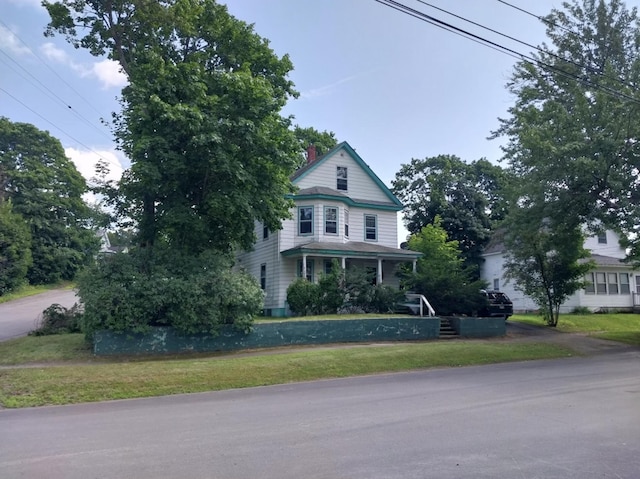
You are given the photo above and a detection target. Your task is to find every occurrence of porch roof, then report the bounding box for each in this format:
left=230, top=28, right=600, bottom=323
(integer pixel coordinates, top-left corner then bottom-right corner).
left=281, top=241, right=422, bottom=260
left=587, top=254, right=631, bottom=268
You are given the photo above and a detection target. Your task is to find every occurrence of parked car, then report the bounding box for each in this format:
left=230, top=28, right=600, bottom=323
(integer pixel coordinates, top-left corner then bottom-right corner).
left=479, top=290, right=513, bottom=319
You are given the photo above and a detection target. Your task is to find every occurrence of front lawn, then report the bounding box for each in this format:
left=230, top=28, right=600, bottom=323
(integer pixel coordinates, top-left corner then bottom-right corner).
left=512, top=313, right=640, bottom=346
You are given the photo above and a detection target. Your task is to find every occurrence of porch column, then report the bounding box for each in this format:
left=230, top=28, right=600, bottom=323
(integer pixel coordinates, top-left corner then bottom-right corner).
left=302, top=254, right=307, bottom=280
left=341, top=257, right=346, bottom=269
left=377, top=258, right=383, bottom=284
left=412, top=259, right=417, bottom=273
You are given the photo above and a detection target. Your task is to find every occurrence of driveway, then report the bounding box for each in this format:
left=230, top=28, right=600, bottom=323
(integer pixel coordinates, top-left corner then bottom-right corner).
left=0, top=289, right=78, bottom=341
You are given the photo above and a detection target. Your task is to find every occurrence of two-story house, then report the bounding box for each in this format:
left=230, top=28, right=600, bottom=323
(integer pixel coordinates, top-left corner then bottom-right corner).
left=236, top=141, right=421, bottom=317
left=481, top=229, right=640, bottom=313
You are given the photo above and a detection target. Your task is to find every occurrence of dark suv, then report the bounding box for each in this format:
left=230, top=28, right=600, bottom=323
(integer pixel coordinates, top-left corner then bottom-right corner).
left=479, top=290, right=513, bottom=319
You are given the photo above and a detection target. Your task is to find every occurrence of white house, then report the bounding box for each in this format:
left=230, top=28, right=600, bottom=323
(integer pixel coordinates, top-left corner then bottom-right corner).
left=481, top=229, right=640, bottom=313
left=236, top=141, right=421, bottom=317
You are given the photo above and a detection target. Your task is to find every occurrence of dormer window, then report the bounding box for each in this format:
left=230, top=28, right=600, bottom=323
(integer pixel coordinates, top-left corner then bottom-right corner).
left=597, top=232, right=607, bottom=244
left=337, top=166, right=348, bottom=191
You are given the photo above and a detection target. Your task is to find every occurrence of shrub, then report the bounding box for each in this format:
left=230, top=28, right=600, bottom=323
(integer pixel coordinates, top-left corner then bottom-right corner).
left=30, top=303, right=83, bottom=336
left=571, top=306, right=592, bottom=315
left=286, top=278, right=320, bottom=316
left=76, top=247, right=262, bottom=337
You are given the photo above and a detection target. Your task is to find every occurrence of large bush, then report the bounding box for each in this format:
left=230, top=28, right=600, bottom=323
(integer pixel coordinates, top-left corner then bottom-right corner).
left=286, top=262, right=403, bottom=316
left=0, top=201, right=32, bottom=295
left=77, top=248, right=263, bottom=337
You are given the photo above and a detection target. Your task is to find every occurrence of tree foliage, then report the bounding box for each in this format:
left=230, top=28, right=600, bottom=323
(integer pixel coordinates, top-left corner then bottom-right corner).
left=293, top=126, right=339, bottom=165
left=0, top=201, right=32, bottom=294
left=0, top=118, right=99, bottom=284
left=492, top=0, right=640, bottom=264
left=502, top=209, right=593, bottom=327
left=44, top=0, right=300, bottom=253
left=392, top=155, right=510, bottom=271
left=403, top=217, right=486, bottom=316
left=77, top=248, right=263, bottom=337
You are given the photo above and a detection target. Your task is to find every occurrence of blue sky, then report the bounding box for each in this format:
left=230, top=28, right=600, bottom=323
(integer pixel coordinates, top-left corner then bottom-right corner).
left=0, top=0, right=606, bottom=239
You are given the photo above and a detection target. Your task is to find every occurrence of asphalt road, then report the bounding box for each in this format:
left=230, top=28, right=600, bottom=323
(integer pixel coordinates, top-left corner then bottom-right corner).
left=0, top=289, right=78, bottom=341
left=1, top=350, right=639, bottom=478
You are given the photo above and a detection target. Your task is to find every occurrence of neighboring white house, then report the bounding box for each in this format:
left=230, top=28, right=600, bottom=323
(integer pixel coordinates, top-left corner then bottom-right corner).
left=236, top=141, right=421, bottom=317
left=481, top=229, right=640, bottom=313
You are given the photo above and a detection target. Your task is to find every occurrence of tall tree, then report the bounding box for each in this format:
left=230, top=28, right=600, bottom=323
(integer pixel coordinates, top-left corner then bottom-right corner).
left=0, top=201, right=32, bottom=294
left=0, top=118, right=98, bottom=284
left=392, top=155, right=510, bottom=272
left=44, top=0, right=300, bottom=253
left=502, top=208, right=593, bottom=327
left=403, top=217, right=486, bottom=316
left=293, top=126, right=338, bottom=165
left=492, top=0, right=640, bottom=264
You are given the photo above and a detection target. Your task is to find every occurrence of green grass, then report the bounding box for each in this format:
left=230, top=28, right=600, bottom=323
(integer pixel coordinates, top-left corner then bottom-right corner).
left=0, top=340, right=573, bottom=408
left=512, top=313, right=640, bottom=346
left=0, top=334, right=93, bottom=365
left=0, top=282, right=74, bottom=304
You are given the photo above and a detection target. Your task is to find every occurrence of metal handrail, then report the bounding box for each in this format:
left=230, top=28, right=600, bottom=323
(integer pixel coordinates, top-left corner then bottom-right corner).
left=405, top=293, right=436, bottom=317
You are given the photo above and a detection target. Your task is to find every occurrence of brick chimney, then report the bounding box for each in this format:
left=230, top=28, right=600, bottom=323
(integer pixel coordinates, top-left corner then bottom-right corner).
left=306, top=144, right=317, bottom=164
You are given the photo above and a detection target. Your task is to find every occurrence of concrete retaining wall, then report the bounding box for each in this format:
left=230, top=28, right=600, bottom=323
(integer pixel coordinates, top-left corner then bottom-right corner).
left=93, top=317, right=441, bottom=356
left=448, top=316, right=506, bottom=338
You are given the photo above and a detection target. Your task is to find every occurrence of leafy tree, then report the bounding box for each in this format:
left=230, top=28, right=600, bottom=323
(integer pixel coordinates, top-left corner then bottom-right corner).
left=44, top=0, right=300, bottom=253
left=502, top=208, right=593, bottom=327
left=403, top=217, right=486, bottom=316
left=0, top=118, right=99, bottom=284
left=0, top=201, right=32, bottom=294
left=492, top=0, right=640, bottom=264
left=392, top=155, right=510, bottom=272
left=77, top=248, right=263, bottom=337
left=293, top=126, right=339, bottom=165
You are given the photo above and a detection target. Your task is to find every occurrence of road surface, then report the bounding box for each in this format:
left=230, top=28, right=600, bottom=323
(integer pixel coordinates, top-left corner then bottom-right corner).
left=1, top=350, right=639, bottom=478
left=0, top=289, right=78, bottom=341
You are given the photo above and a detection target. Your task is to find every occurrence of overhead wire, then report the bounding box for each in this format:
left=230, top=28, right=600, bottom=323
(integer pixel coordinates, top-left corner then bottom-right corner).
left=373, top=0, right=640, bottom=107
left=0, top=20, right=115, bottom=141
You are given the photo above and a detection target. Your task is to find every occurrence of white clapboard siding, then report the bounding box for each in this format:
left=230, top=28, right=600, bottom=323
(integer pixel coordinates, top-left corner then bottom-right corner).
left=296, top=150, right=392, bottom=204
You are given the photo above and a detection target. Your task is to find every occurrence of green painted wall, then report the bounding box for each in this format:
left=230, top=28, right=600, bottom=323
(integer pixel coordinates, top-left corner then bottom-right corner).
left=93, top=317, right=441, bottom=356
left=448, top=317, right=506, bottom=337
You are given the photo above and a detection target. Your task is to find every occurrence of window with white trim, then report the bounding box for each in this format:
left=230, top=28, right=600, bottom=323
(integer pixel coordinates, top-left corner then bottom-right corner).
left=337, top=166, right=348, bottom=191
left=597, top=232, right=607, bottom=244
left=584, top=273, right=595, bottom=294
left=260, top=264, right=266, bottom=290
left=298, top=206, right=313, bottom=235
left=596, top=272, right=607, bottom=294
left=344, top=209, right=349, bottom=237
left=493, top=278, right=500, bottom=290
left=608, top=273, right=619, bottom=294
left=263, top=224, right=269, bottom=240
left=620, top=273, right=630, bottom=294
left=297, top=259, right=314, bottom=282
left=325, top=207, right=338, bottom=235
left=365, top=214, right=377, bottom=241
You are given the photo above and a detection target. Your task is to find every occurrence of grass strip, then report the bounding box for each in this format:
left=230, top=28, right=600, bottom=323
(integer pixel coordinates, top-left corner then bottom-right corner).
left=0, top=341, right=573, bottom=408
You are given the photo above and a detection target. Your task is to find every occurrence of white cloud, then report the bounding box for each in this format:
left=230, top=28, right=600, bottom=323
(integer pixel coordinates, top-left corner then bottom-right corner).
left=301, top=75, right=357, bottom=100
left=6, top=0, right=42, bottom=8
left=41, top=42, right=128, bottom=90
left=91, top=59, right=128, bottom=89
left=65, top=147, right=127, bottom=204
left=0, top=25, right=32, bottom=56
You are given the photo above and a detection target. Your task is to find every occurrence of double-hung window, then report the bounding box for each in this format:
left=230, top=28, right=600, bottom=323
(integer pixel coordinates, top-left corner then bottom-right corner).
left=597, top=232, right=607, bottom=244
left=263, top=224, right=269, bottom=240
left=298, top=206, right=313, bottom=235
left=344, top=209, right=349, bottom=237
left=620, top=273, right=630, bottom=294
left=364, top=214, right=377, bottom=241
left=260, top=264, right=266, bottom=290
left=596, top=272, right=607, bottom=294
left=584, top=273, right=595, bottom=294
left=337, top=166, right=348, bottom=191
left=608, top=273, right=619, bottom=294
left=297, top=259, right=314, bottom=282
left=325, top=207, right=338, bottom=235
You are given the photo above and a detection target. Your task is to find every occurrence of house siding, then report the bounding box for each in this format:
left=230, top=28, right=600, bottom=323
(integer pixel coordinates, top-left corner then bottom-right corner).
left=295, top=150, right=392, bottom=204
left=481, top=230, right=637, bottom=313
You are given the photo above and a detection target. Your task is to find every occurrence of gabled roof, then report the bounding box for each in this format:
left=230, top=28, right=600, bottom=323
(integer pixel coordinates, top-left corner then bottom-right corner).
left=291, top=141, right=403, bottom=209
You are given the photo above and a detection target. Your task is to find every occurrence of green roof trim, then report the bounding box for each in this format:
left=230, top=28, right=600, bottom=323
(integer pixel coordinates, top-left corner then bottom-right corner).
left=285, top=192, right=403, bottom=212
left=292, top=142, right=403, bottom=208
left=281, top=247, right=421, bottom=260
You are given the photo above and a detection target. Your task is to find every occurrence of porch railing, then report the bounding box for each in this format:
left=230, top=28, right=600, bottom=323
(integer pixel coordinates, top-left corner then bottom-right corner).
left=404, top=293, right=436, bottom=317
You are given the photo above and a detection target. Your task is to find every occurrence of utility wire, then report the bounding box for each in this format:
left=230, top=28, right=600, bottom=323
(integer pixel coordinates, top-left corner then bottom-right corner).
left=496, top=0, right=577, bottom=36
left=0, top=87, right=122, bottom=172
left=374, top=0, right=640, bottom=107
left=0, top=19, right=112, bottom=121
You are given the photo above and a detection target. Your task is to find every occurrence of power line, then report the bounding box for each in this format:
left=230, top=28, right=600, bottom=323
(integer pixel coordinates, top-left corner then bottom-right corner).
left=374, top=0, right=640, bottom=107
left=0, top=19, right=112, bottom=121
left=496, top=0, right=577, bottom=36
left=0, top=87, right=122, bottom=172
